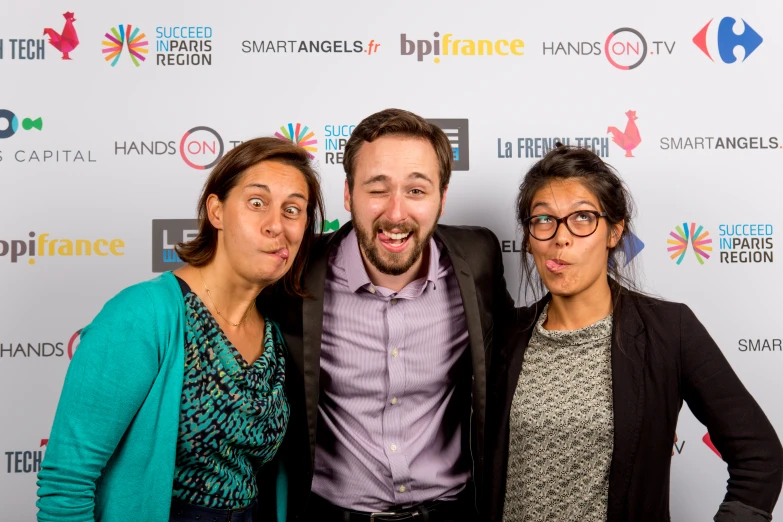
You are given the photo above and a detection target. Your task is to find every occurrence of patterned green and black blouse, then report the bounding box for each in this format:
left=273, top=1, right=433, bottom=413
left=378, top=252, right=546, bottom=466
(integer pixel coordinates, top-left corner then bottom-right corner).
left=171, top=276, right=289, bottom=509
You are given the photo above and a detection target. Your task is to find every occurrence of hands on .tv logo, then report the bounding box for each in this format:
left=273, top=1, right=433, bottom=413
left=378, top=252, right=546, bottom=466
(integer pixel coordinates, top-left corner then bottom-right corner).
left=693, top=17, right=763, bottom=63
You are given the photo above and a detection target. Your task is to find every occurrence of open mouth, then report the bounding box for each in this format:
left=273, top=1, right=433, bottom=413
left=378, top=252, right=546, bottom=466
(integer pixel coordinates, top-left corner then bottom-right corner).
left=377, top=229, right=413, bottom=252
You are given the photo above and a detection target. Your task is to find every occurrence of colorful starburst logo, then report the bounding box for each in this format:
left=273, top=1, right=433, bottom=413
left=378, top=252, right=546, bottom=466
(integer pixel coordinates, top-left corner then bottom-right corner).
left=102, top=24, right=148, bottom=67
left=275, top=123, right=318, bottom=159
left=667, top=222, right=713, bottom=265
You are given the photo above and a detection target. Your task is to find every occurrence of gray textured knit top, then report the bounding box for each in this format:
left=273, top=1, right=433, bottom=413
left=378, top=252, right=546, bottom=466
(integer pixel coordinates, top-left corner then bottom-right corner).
left=503, top=303, right=615, bottom=522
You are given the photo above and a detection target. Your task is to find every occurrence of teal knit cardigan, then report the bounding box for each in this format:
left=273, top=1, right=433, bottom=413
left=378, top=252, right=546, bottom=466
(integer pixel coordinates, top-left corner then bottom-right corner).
left=36, top=272, right=287, bottom=521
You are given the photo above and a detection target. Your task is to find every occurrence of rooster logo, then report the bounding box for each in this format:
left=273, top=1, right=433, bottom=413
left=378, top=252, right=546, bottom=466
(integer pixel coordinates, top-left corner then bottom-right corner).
left=607, top=110, right=641, bottom=158
left=43, top=12, right=80, bottom=60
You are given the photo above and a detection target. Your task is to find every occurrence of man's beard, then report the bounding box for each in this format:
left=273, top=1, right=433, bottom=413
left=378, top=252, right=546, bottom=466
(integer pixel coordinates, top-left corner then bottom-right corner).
left=352, top=207, right=440, bottom=277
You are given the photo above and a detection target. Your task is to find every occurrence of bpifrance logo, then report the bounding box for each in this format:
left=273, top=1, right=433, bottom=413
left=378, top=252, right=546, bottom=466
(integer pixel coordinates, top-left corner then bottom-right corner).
left=667, top=222, right=713, bottom=265
left=102, top=24, right=149, bottom=67
left=693, top=17, right=763, bottom=64
left=607, top=110, right=641, bottom=158
left=43, top=11, right=79, bottom=60
left=275, top=123, right=317, bottom=159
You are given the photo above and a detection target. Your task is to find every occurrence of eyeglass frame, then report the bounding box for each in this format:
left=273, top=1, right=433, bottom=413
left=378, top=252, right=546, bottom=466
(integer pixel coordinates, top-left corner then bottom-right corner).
left=523, top=210, right=609, bottom=241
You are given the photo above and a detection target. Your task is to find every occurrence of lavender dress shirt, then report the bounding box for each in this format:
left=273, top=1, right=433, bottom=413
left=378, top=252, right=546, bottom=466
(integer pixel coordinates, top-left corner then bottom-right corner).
left=311, top=229, right=472, bottom=511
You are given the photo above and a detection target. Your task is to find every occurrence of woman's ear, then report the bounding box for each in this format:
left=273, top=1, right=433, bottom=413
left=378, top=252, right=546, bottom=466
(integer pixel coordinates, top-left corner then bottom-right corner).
left=206, top=194, right=223, bottom=231
left=608, top=220, right=625, bottom=249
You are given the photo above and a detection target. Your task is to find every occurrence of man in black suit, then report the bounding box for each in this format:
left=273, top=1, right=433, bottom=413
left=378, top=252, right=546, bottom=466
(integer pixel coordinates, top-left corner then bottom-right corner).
left=263, top=108, right=513, bottom=521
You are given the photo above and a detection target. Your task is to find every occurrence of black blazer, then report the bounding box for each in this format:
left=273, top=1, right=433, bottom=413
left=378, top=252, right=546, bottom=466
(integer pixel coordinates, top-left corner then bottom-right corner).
left=485, top=287, right=783, bottom=522
left=260, top=222, right=514, bottom=520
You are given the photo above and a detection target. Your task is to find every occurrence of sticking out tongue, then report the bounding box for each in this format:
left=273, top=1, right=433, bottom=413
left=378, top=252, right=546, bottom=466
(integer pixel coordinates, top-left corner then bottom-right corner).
left=378, top=230, right=410, bottom=245
left=546, top=259, right=566, bottom=271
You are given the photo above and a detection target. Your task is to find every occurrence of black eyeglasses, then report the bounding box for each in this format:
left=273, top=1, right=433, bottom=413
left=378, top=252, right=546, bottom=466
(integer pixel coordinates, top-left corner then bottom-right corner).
left=524, top=210, right=608, bottom=241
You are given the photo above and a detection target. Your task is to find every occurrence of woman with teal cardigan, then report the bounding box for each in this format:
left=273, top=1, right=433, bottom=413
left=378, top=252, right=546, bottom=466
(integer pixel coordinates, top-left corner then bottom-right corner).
left=36, top=137, right=326, bottom=522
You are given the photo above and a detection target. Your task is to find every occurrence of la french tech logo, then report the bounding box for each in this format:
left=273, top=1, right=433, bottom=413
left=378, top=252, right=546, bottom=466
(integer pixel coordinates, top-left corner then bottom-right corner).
left=607, top=110, right=641, bottom=157
left=43, top=11, right=79, bottom=60
left=693, top=17, right=763, bottom=64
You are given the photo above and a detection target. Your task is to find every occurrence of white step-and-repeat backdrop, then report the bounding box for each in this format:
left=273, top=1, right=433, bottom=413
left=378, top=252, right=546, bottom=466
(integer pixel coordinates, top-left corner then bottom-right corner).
left=1, top=0, right=781, bottom=520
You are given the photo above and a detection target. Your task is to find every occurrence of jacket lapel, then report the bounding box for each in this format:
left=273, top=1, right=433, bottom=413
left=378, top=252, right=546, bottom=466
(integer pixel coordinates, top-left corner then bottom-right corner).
left=301, top=222, right=355, bottom=467
left=434, top=228, right=487, bottom=445
left=607, top=292, right=647, bottom=521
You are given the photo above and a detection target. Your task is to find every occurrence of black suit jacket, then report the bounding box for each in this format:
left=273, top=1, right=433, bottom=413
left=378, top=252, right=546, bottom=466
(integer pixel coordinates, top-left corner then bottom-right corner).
left=485, top=287, right=783, bottom=522
left=261, top=222, right=514, bottom=520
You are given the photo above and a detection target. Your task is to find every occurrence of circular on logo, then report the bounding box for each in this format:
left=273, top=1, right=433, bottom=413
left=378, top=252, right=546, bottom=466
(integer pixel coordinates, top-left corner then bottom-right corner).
left=605, top=28, right=648, bottom=70
left=179, top=126, right=224, bottom=170
left=0, top=109, right=19, bottom=139
left=68, top=329, right=82, bottom=360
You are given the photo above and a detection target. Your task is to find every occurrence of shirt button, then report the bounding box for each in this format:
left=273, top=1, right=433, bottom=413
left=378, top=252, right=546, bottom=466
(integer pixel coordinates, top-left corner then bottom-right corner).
left=391, top=298, right=398, bottom=305
left=391, top=397, right=398, bottom=405
left=391, top=348, right=399, bottom=357
left=390, top=444, right=397, bottom=452
left=399, top=486, right=406, bottom=493
left=368, top=286, right=376, bottom=294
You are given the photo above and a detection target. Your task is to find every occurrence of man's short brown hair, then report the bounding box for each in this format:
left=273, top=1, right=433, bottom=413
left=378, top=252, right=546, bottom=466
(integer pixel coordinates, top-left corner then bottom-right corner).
left=342, top=108, right=453, bottom=194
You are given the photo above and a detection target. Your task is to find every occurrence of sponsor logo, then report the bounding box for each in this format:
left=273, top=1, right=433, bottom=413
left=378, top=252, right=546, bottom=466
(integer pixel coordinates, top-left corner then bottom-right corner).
left=155, top=26, right=212, bottom=66
left=401, top=33, right=524, bottom=63
left=667, top=223, right=712, bottom=265
left=427, top=119, right=470, bottom=171
left=275, top=123, right=317, bottom=160
left=5, top=440, right=48, bottom=473
left=693, top=17, right=762, bottom=64
left=659, top=136, right=780, bottom=151
left=152, top=219, right=198, bottom=272
left=242, top=39, right=380, bottom=55
left=68, top=328, right=82, bottom=359
left=738, top=339, right=782, bottom=352
left=102, top=24, right=149, bottom=67
left=607, top=110, right=641, bottom=157
left=0, top=232, right=124, bottom=265
left=542, top=28, right=675, bottom=70
left=0, top=109, right=96, bottom=164
left=323, top=124, right=355, bottom=165
left=668, top=222, right=773, bottom=265
left=115, top=127, right=239, bottom=170
left=323, top=219, right=340, bottom=232
left=43, top=11, right=79, bottom=60
left=0, top=109, right=42, bottom=139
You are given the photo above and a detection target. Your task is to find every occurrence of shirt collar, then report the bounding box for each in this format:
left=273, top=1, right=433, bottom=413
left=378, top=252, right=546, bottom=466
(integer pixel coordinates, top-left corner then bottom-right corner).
left=337, top=228, right=441, bottom=294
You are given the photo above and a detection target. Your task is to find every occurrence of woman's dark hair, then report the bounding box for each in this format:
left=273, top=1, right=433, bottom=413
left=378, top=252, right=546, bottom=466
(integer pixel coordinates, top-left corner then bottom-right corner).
left=175, top=137, right=325, bottom=297
left=516, top=143, right=643, bottom=307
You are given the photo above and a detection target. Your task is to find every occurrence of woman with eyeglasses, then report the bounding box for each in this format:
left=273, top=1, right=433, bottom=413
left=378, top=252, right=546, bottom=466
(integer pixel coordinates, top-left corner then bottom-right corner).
left=485, top=144, right=783, bottom=522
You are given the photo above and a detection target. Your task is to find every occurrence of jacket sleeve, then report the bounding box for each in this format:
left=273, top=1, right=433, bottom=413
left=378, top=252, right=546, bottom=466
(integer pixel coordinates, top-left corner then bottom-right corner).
left=678, top=304, right=783, bottom=521
left=36, top=285, right=162, bottom=521
left=486, top=229, right=516, bottom=372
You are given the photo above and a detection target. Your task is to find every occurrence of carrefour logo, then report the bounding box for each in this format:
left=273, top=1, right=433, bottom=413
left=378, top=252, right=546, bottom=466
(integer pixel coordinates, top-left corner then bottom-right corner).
left=693, top=17, right=763, bottom=63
